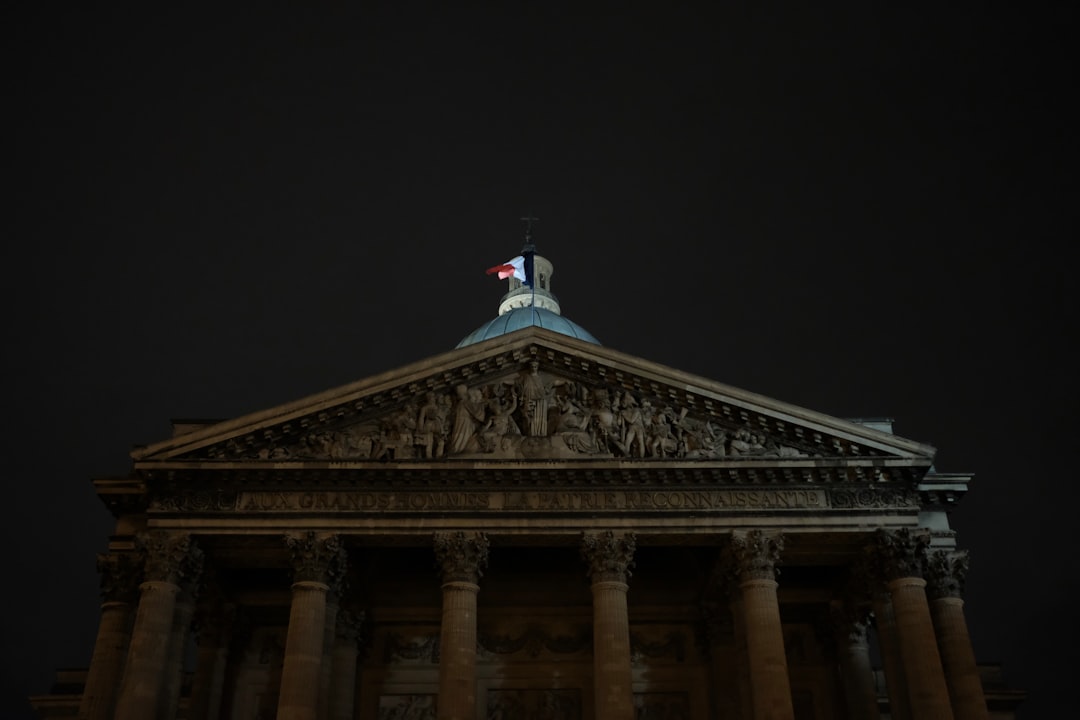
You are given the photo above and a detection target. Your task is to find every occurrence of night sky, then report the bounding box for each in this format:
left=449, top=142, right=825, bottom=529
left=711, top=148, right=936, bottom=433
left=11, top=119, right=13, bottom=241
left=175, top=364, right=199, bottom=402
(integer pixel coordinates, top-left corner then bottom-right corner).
left=6, top=5, right=1074, bottom=718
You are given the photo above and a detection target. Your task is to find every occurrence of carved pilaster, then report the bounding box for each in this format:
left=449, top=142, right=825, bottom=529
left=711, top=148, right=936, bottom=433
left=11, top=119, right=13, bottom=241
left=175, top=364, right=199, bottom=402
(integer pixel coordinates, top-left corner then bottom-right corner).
left=580, top=530, right=636, bottom=583
left=726, top=530, right=783, bottom=582
left=433, top=531, right=490, bottom=584
left=871, top=528, right=930, bottom=581
left=285, top=531, right=348, bottom=588
left=926, top=550, right=969, bottom=600
left=137, top=531, right=202, bottom=585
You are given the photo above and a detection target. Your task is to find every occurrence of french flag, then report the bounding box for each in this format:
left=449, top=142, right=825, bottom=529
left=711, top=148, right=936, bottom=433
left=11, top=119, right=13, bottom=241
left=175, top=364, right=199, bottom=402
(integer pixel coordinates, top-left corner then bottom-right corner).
left=486, top=254, right=533, bottom=286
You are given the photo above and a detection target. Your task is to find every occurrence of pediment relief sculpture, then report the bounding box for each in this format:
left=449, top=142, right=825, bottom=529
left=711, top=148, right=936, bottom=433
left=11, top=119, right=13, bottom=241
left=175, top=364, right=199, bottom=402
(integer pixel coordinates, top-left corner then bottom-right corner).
left=222, top=363, right=812, bottom=462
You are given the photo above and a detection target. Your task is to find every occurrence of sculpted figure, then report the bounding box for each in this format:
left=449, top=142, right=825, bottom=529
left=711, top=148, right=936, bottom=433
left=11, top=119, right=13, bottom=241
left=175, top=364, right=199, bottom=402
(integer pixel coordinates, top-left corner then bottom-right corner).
left=416, top=391, right=446, bottom=458
left=646, top=406, right=679, bottom=457
left=518, top=360, right=551, bottom=437
left=481, top=386, right=519, bottom=451
left=619, top=392, right=647, bottom=457
left=589, top=389, right=622, bottom=455
left=449, top=384, right=486, bottom=454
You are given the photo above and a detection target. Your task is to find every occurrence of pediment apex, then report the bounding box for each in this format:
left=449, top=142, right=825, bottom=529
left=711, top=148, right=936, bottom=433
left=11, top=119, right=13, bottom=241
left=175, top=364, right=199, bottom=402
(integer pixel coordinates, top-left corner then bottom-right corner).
left=132, top=327, right=935, bottom=464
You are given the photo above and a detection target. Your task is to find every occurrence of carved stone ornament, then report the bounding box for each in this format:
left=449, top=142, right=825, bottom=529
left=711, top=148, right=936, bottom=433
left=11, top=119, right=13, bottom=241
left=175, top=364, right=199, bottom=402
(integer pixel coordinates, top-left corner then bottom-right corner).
left=136, top=531, right=202, bottom=585
left=221, top=363, right=813, bottom=462
left=580, top=530, right=636, bottom=583
left=433, top=531, right=490, bottom=584
left=926, top=549, right=970, bottom=599
left=96, top=552, right=143, bottom=603
left=284, top=531, right=348, bottom=586
left=478, top=624, right=592, bottom=659
left=869, top=528, right=930, bottom=582
left=726, top=530, right=783, bottom=582
left=384, top=633, right=440, bottom=664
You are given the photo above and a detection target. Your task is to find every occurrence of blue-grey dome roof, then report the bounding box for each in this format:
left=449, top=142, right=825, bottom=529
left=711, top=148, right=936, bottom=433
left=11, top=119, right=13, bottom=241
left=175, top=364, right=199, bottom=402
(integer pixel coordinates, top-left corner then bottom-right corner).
left=456, top=306, right=601, bottom=348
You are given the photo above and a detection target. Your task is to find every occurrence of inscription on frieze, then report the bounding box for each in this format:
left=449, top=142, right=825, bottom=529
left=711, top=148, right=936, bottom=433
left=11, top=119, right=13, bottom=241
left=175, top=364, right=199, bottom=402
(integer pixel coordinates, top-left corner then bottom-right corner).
left=150, top=488, right=832, bottom=513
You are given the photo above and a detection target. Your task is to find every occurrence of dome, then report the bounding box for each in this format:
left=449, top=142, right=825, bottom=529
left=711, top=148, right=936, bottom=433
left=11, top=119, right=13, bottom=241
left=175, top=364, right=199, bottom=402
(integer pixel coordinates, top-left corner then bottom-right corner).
left=456, top=306, right=601, bottom=348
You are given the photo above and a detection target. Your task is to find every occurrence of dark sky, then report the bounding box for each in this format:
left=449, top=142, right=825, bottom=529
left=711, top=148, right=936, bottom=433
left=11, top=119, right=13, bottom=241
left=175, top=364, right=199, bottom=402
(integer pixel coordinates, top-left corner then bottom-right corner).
left=5, top=5, right=1074, bottom=718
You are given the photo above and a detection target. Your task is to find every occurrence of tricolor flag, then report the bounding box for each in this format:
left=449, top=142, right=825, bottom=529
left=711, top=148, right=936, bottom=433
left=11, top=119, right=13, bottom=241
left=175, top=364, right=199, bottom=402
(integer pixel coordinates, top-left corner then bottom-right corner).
left=486, top=255, right=532, bottom=286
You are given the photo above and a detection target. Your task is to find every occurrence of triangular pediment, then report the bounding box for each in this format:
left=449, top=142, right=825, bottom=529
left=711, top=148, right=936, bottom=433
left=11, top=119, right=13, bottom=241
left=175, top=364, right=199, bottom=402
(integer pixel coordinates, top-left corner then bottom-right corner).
left=132, top=328, right=935, bottom=473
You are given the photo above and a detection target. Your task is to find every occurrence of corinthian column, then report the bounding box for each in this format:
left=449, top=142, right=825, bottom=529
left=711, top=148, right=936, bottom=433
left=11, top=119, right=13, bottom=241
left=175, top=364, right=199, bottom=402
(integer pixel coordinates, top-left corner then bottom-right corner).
left=927, top=550, right=988, bottom=720
left=581, top=531, right=636, bottom=720
left=434, top=531, right=489, bottom=720
left=114, top=532, right=201, bottom=720
left=725, top=530, right=793, bottom=720
left=829, top=600, right=881, bottom=720
left=277, top=532, right=348, bottom=720
left=78, top=553, right=141, bottom=720
left=873, top=529, right=954, bottom=720
left=328, top=609, right=365, bottom=720
left=188, top=589, right=236, bottom=720
left=159, top=550, right=203, bottom=720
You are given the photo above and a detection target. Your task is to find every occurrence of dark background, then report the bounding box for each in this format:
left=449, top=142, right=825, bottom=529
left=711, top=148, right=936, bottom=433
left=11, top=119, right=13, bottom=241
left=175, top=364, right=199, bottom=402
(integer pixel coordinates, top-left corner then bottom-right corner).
left=5, top=4, right=1074, bottom=718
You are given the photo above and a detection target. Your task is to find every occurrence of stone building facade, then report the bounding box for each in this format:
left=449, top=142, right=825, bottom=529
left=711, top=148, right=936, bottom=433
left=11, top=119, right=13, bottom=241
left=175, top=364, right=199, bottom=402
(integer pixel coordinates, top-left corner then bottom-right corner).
left=33, top=254, right=1024, bottom=719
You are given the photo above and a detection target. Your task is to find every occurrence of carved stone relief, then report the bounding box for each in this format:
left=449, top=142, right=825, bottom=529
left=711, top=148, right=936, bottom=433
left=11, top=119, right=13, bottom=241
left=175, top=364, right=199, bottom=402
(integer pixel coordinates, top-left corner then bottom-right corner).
left=486, top=689, right=581, bottom=720
left=477, top=625, right=592, bottom=660
left=222, top=364, right=812, bottom=462
left=383, top=632, right=440, bottom=664
left=377, top=694, right=436, bottom=720
left=633, top=692, right=690, bottom=720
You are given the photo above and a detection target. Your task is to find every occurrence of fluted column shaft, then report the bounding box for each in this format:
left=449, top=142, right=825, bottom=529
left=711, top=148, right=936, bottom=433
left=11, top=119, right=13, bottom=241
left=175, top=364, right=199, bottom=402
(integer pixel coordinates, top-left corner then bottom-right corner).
left=317, top=595, right=340, bottom=720
left=889, top=577, right=954, bottom=719
left=115, top=532, right=201, bottom=720
left=931, top=598, right=987, bottom=720
left=159, top=589, right=198, bottom=720
left=188, top=602, right=235, bottom=720
left=328, top=610, right=363, bottom=720
left=874, top=529, right=953, bottom=720
left=833, top=611, right=880, bottom=720
left=278, top=532, right=348, bottom=720
left=439, top=581, right=480, bottom=719
left=77, top=601, right=134, bottom=720
left=78, top=553, right=140, bottom=720
left=581, top=531, right=636, bottom=720
left=434, top=531, right=489, bottom=720
left=927, top=550, right=988, bottom=720
left=871, top=591, right=909, bottom=720
left=701, top=602, right=746, bottom=720
left=279, top=581, right=330, bottom=719
left=727, top=531, right=793, bottom=720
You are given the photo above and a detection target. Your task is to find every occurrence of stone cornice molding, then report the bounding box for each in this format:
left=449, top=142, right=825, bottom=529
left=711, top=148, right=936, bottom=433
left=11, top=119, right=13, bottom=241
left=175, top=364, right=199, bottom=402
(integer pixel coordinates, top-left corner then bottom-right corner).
left=926, top=549, right=970, bottom=599
left=726, top=530, right=784, bottom=582
left=580, top=530, right=636, bottom=583
left=136, top=531, right=202, bottom=585
left=433, top=531, right=490, bottom=584
left=96, top=552, right=143, bottom=604
left=870, top=527, right=930, bottom=581
left=284, top=531, right=348, bottom=587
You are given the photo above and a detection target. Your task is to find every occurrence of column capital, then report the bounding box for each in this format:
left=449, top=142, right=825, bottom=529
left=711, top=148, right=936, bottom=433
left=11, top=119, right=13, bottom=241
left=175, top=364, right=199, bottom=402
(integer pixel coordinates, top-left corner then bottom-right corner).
left=97, top=552, right=143, bottom=604
left=284, top=531, right=348, bottom=587
left=580, top=530, right=636, bottom=584
left=869, top=528, right=930, bottom=582
left=434, top=531, right=489, bottom=584
left=926, top=549, right=970, bottom=599
left=828, top=599, right=872, bottom=646
left=136, top=531, right=202, bottom=585
left=725, top=530, right=783, bottom=582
